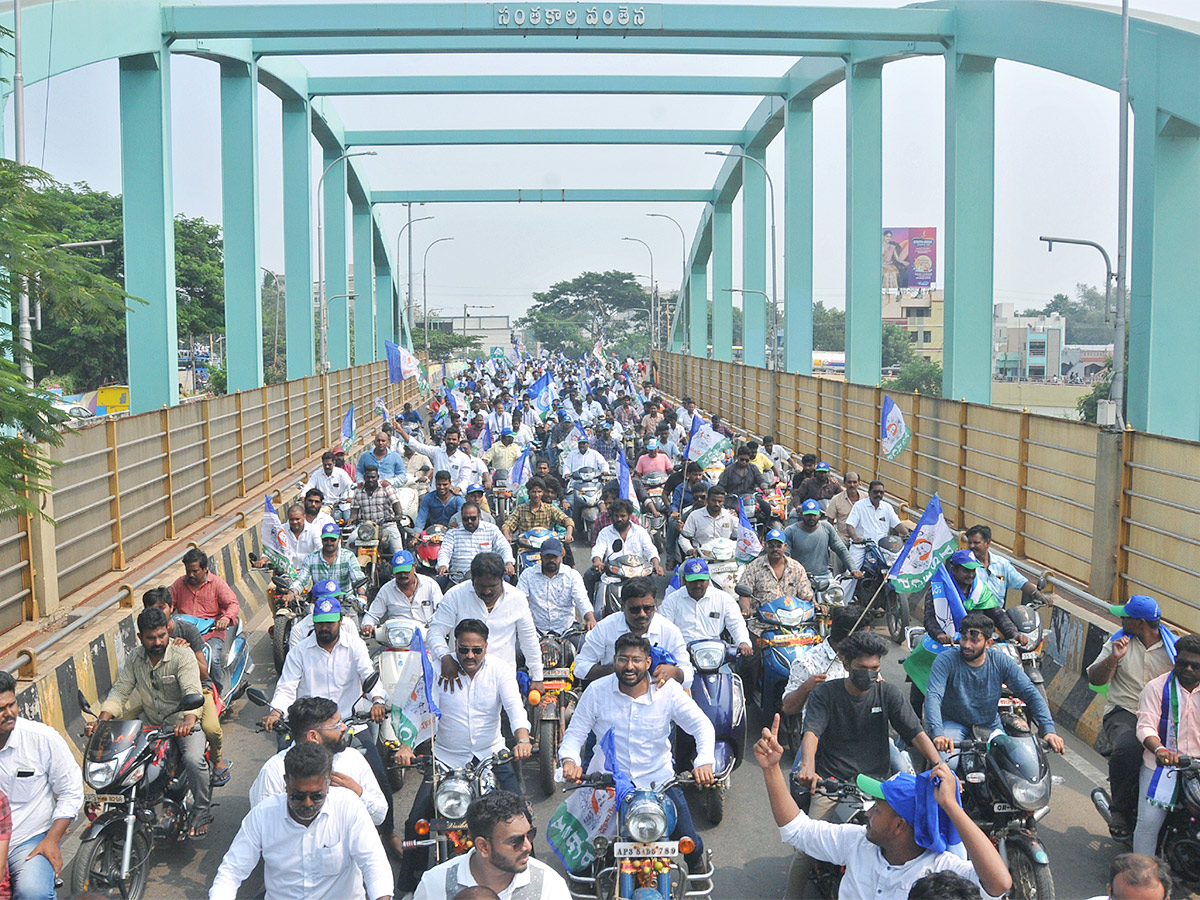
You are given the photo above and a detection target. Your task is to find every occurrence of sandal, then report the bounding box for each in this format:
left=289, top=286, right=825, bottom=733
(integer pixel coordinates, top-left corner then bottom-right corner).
left=210, top=761, right=233, bottom=787
left=189, top=815, right=214, bottom=840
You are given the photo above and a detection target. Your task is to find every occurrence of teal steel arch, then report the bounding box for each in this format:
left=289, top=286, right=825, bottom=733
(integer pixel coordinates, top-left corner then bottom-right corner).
left=1, top=1, right=1198, bottom=439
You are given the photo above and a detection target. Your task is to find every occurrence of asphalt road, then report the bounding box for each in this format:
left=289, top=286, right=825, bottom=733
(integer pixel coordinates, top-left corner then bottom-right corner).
left=62, top=562, right=1146, bottom=900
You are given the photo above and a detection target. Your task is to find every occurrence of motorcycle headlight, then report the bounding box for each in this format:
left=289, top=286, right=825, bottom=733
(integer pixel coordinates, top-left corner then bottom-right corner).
left=1008, top=775, right=1050, bottom=811
left=691, top=641, right=725, bottom=672
left=384, top=621, right=416, bottom=649
left=357, top=523, right=375, bottom=542
left=435, top=778, right=473, bottom=820
left=85, top=759, right=119, bottom=789
left=626, top=801, right=668, bottom=843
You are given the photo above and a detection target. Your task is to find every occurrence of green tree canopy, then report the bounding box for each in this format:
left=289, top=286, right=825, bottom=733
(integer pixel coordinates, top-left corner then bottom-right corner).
left=889, top=357, right=943, bottom=395
left=813, top=301, right=845, bottom=351
left=1020, top=283, right=1117, bottom=345
left=517, top=271, right=650, bottom=356
left=882, top=323, right=917, bottom=369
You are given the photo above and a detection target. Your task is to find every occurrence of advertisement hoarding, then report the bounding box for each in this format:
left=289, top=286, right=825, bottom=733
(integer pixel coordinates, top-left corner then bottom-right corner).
left=882, top=227, right=937, bottom=292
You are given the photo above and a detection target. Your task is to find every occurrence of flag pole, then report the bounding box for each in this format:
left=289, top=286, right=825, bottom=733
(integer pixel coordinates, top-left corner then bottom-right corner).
left=824, top=580, right=889, bottom=673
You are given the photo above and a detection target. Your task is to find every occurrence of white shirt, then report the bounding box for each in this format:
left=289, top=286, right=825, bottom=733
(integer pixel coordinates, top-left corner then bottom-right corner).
left=249, top=746, right=387, bottom=826
left=678, top=507, right=737, bottom=553
left=0, top=717, right=84, bottom=845
left=562, top=447, right=607, bottom=479
left=430, top=657, right=531, bottom=768
left=517, top=566, right=591, bottom=634
left=402, top=436, right=473, bottom=491
left=778, top=810, right=998, bottom=900
left=437, top=522, right=514, bottom=572
left=510, top=423, right=536, bottom=446
left=573, top=612, right=693, bottom=689
left=279, top=523, right=322, bottom=568
left=416, top=849, right=571, bottom=900
left=270, top=630, right=384, bottom=718
left=362, top=575, right=442, bottom=627
left=591, top=522, right=659, bottom=563
left=304, top=467, right=356, bottom=505
left=660, top=584, right=751, bottom=648
left=427, top=582, right=544, bottom=680
left=559, top=675, right=715, bottom=788
left=306, top=510, right=337, bottom=535
left=458, top=454, right=490, bottom=490
left=846, top=497, right=900, bottom=543
left=209, top=788, right=392, bottom=900
left=486, top=410, right=512, bottom=435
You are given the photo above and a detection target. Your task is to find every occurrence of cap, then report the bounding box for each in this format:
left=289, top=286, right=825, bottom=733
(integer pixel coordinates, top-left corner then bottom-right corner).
left=320, top=522, right=341, bottom=539
left=312, top=596, right=343, bottom=623
left=600, top=422, right=612, bottom=430
left=800, top=499, right=821, bottom=516
left=1110, top=594, right=1161, bottom=621
left=949, top=548, right=981, bottom=570
left=646, top=439, right=659, bottom=450
left=815, top=461, right=831, bottom=472
left=855, top=771, right=959, bottom=854
left=577, top=434, right=589, bottom=443
left=683, top=558, right=710, bottom=582
left=332, top=445, right=345, bottom=454
left=501, top=427, right=514, bottom=436
left=312, top=579, right=343, bottom=599
left=540, top=537, right=564, bottom=557
left=391, top=550, right=415, bottom=573
left=765, top=528, right=786, bottom=543
left=466, top=483, right=486, bottom=494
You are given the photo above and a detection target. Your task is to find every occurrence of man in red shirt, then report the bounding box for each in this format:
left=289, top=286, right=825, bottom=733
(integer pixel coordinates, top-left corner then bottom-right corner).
left=635, top=439, right=673, bottom=477
left=169, top=548, right=240, bottom=696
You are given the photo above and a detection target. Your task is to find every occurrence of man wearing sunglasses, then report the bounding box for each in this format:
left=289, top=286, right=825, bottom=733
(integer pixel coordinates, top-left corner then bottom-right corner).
left=415, top=791, right=570, bottom=899
left=396, top=620, right=532, bottom=895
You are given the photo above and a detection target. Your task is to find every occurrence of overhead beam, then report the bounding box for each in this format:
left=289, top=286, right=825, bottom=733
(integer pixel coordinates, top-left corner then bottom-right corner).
left=249, top=36, right=858, bottom=56
left=371, top=189, right=713, bottom=204
left=345, top=128, right=746, bottom=147
left=309, top=74, right=789, bottom=97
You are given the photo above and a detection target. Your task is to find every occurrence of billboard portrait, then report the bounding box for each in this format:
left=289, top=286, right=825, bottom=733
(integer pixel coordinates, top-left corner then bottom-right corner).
left=882, top=227, right=937, bottom=292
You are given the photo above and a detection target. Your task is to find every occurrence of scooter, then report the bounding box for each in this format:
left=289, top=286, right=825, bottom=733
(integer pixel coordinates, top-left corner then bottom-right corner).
left=570, top=466, right=604, bottom=544
left=530, top=626, right=584, bottom=796
left=641, top=471, right=670, bottom=558
left=173, top=614, right=254, bottom=715
left=415, top=525, right=447, bottom=575
left=368, top=616, right=430, bottom=790
left=678, top=639, right=746, bottom=825
left=596, top=551, right=655, bottom=618
left=697, top=537, right=742, bottom=595
left=514, top=526, right=557, bottom=576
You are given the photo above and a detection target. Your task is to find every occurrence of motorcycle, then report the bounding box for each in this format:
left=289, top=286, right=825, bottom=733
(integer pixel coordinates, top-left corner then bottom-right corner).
left=596, top=550, right=655, bottom=618
left=351, top=518, right=397, bottom=596
left=71, top=691, right=205, bottom=900
left=515, top=526, right=558, bottom=576
left=640, top=471, right=670, bottom=558
left=762, top=484, right=789, bottom=525
left=562, top=771, right=713, bottom=900
left=530, top=626, right=585, bottom=796
left=570, top=466, right=605, bottom=544
left=415, top=525, right=447, bottom=575
left=855, top=536, right=912, bottom=643
left=679, top=639, right=746, bottom=825
left=173, top=614, right=253, bottom=715
left=697, top=537, right=742, bottom=595
left=249, top=552, right=302, bottom=676
left=1008, top=595, right=1051, bottom=691
left=491, top=469, right=515, bottom=527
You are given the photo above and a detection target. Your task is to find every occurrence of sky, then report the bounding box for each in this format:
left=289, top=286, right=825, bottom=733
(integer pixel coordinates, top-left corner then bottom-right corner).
left=5, top=0, right=1200, bottom=329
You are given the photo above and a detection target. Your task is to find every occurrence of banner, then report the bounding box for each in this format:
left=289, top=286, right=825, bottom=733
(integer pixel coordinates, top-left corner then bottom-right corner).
left=687, top=423, right=732, bottom=469
left=390, top=629, right=441, bottom=748
left=887, top=495, right=957, bottom=594
left=547, top=728, right=628, bottom=873
left=735, top=503, right=762, bottom=562
left=339, top=405, right=356, bottom=449
left=882, top=227, right=937, bottom=292
left=881, top=395, right=911, bottom=461
left=261, top=496, right=288, bottom=556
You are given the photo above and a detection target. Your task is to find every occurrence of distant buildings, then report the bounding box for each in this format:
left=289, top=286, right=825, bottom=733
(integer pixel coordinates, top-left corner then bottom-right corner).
left=992, top=304, right=1065, bottom=381
left=882, top=289, right=944, bottom=365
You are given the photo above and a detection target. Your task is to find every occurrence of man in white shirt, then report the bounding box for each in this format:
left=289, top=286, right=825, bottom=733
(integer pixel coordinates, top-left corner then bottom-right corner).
left=485, top=398, right=512, bottom=438
left=753, top=715, right=1011, bottom=900
left=274, top=503, right=321, bottom=568
left=361, top=550, right=442, bottom=637
left=427, top=553, right=545, bottom=693
left=415, top=791, right=570, bottom=900
left=845, top=479, right=910, bottom=569
left=586, top=498, right=662, bottom=612
left=677, top=486, right=737, bottom=557
left=397, top=620, right=532, bottom=893
left=573, top=577, right=692, bottom=689
left=304, top=450, right=356, bottom=508
left=396, top=422, right=473, bottom=493
left=437, top=504, right=514, bottom=588
left=515, top=538, right=595, bottom=634
left=0, top=671, right=83, bottom=900
left=210, top=743, right=392, bottom=900
left=660, top=559, right=752, bottom=655
left=560, top=436, right=607, bottom=481
left=561, top=633, right=715, bottom=873
left=509, top=411, right=536, bottom=447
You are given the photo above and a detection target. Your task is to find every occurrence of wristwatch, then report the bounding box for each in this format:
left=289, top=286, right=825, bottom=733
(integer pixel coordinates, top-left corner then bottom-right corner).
left=517, top=737, right=532, bottom=744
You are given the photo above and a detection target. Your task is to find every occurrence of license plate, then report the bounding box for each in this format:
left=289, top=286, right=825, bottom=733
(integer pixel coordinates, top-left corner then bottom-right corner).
left=545, top=668, right=572, bottom=678
left=613, top=841, right=678, bottom=858
left=1021, top=652, right=1037, bottom=661
left=86, top=794, right=125, bottom=806
left=994, top=802, right=1017, bottom=813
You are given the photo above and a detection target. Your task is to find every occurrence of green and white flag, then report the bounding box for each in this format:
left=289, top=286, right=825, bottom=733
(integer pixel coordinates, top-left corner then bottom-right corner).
left=881, top=394, right=911, bottom=461
left=686, top=422, right=732, bottom=470
left=887, top=494, right=958, bottom=594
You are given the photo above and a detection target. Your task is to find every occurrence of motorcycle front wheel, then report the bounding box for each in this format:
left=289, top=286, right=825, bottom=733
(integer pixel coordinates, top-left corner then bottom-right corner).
left=272, top=617, right=292, bottom=676
left=705, top=785, right=725, bottom=825
left=1007, top=842, right=1056, bottom=900
left=70, top=827, right=152, bottom=900
left=886, top=589, right=906, bottom=644
left=538, top=720, right=559, bottom=797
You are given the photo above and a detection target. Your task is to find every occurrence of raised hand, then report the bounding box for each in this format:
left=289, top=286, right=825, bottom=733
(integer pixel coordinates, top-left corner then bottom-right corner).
left=754, top=714, right=785, bottom=770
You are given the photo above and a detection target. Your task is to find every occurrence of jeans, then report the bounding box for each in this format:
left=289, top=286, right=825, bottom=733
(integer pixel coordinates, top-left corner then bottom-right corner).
left=936, top=720, right=971, bottom=765
left=8, top=831, right=55, bottom=900
left=1134, top=764, right=1168, bottom=856
left=1104, top=707, right=1143, bottom=822
left=204, top=635, right=226, bottom=695
left=178, top=729, right=212, bottom=821
left=665, top=786, right=704, bottom=871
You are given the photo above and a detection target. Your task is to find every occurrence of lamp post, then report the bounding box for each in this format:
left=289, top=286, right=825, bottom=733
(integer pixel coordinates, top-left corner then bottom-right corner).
left=707, top=150, right=778, bottom=371
left=396, top=214, right=433, bottom=339
left=318, top=293, right=357, bottom=373
left=622, top=237, right=655, bottom=349
left=422, top=237, right=454, bottom=354
left=647, top=213, right=686, bottom=350
left=317, top=149, right=376, bottom=372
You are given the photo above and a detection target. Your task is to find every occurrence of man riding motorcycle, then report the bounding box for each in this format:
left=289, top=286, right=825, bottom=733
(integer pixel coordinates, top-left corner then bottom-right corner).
left=782, top=500, right=862, bottom=581
left=361, top=550, right=443, bottom=638
left=348, top=465, right=404, bottom=554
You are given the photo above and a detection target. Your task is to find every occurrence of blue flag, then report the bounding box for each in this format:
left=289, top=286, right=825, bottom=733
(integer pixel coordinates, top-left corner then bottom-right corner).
left=511, top=445, right=532, bottom=488
left=683, top=412, right=703, bottom=460
left=445, top=388, right=458, bottom=413
left=481, top=422, right=493, bottom=451
left=340, top=405, right=356, bottom=448
left=617, top=450, right=634, bottom=501
left=410, top=628, right=441, bottom=720
left=928, top=564, right=968, bottom=636
left=598, top=727, right=634, bottom=807
left=529, top=372, right=554, bottom=421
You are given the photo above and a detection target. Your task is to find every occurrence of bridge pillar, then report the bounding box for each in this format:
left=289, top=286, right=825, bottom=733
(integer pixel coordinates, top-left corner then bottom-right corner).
left=282, top=98, right=315, bottom=379
left=712, top=201, right=734, bottom=362
left=689, top=257, right=708, bottom=358
left=741, top=149, right=768, bottom=367
left=943, top=54, right=995, bottom=404
left=375, top=251, right=395, bottom=361
left=119, top=51, right=178, bottom=413
left=220, top=61, right=264, bottom=393
left=844, top=59, right=883, bottom=386
left=323, top=150, right=350, bottom=370
left=1129, top=106, right=1200, bottom=439
left=352, top=201, right=375, bottom=363
left=785, top=97, right=814, bottom=375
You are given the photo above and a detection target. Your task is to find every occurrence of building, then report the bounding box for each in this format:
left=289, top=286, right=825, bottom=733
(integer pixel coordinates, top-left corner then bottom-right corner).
left=1061, top=344, right=1113, bottom=383
left=882, top=289, right=944, bottom=365
left=428, top=314, right=513, bottom=357
left=992, top=304, right=1066, bottom=381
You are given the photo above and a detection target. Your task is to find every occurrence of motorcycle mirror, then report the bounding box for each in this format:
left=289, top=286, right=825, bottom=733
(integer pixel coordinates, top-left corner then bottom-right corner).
left=1037, top=571, right=1053, bottom=594
left=174, top=693, right=204, bottom=714
left=352, top=576, right=369, bottom=591
left=734, top=584, right=754, bottom=599
left=246, top=687, right=271, bottom=707
left=248, top=552, right=260, bottom=565
left=362, top=672, right=380, bottom=695
left=77, top=690, right=93, bottom=715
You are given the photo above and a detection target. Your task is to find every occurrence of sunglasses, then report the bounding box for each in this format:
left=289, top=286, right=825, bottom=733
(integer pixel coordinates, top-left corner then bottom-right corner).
left=626, top=604, right=656, bottom=614
left=456, top=646, right=485, bottom=657
left=288, top=790, right=327, bottom=804
left=496, top=827, right=537, bottom=849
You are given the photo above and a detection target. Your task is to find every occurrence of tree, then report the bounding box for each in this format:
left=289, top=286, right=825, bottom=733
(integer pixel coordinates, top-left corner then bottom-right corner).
left=889, top=357, right=943, bottom=395
left=813, top=301, right=845, bottom=351
left=425, top=330, right=482, bottom=362
left=1076, top=358, right=1114, bottom=423
left=881, top=323, right=916, bottom=369
left=1021, top=283, right=1118, bottom=345
left=517, top=271, right=650, bottom=356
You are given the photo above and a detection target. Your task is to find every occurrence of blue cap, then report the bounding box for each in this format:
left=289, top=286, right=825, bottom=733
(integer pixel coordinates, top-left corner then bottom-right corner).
left=312, top=596, right=343, bottom=623
left=320, top=522, right=341, bottom=538
left=800, top=499, right=821, bottom=516
left=949, top=548, right=981, bottom=570
left=1111, top=595, right=1161, bottom=621
left=765, top=527, right=786, bottom=543
left=683, top=558, right=710, bottom=581
left=466, top=483, right=486, bottom=494
left=856, top=772, right=960, bottom=854
left=391, top=550, right=415, bottom=572
left=646, top=438, right=659, bottom=450
left=815, top=461, right=831, bottom=472
left=312, top=579, right=343, bottom=599
left=540, top=537, right=564, bottom=557
left=501, top=427, right=514, bottom=436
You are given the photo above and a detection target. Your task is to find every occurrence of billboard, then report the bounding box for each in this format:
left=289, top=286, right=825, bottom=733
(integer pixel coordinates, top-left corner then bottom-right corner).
left=882, top=227, right=937, bottom=292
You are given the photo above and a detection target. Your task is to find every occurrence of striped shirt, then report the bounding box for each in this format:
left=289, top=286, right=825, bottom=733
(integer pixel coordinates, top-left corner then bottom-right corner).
left=437, top=522, right=514, bottom=573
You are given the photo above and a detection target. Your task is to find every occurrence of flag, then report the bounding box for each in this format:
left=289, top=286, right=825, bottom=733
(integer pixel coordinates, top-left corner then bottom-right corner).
left=683, top=412, right=703, bottom=460
left=687, top=421, right=732, bottom=469
left=592, top=337, right=605, bottom=362
left=547, top=726, right=629, bottom=873
left=481, top=422, right=493, bottom=451
left=445, top=388, right=458, bottom=414
left=385, top=340, right=420, bottom=384
left=529, top=372, right=555, bottom=421
left=881, top=394, right=911, bottom=461
left=511, top=445, right=532, bottom=488
left=374, top=396, right=389, bottom=420
left=888, top=495, right=958, bottom=594
left=390, top=628, right=441, bottom=748
left=261, top=496, right=288, bottom=556
left=617, top=450, right=634, bottom=501
left=339, top=405, right=356, bottom=448
left=735, top=503, right=762, bottom=561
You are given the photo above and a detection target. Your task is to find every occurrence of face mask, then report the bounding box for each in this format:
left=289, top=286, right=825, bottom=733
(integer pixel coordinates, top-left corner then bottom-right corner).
left=849, top=669, right=876, bottom=692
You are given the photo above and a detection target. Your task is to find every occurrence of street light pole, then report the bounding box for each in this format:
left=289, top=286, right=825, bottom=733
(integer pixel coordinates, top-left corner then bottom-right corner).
left=396, top=214, right=433, bottom=341
left=13, top=0, right=32, bottom=379
left=1113, top=0, right=1130, bottom=428
left=622, top=237, right=655, bottom=349
left=647, top=213, right=686, bottom=351
left=316, top=149, right=376, bottom=372
left=422, top=237, right=454, bottom=355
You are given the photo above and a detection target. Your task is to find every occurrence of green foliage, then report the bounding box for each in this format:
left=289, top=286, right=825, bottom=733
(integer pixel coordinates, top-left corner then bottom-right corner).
left=425, top=330, right=483, bottom=362
left=1020, top=283, right=1117, bottom=345
left=261, top=271, right=287, bottom=384
left=889, top=357, right=943, bottom=395
left=1076, top=359, right=1114, bottom=423
left=208, top=362, right=227, bottom=396
left=517, top=271, right=650, bottom=356
left=881, top=323, right=917, bottom=369
left=174, top=214, right=225, bottom=337
left=813, top=301, right=845, bottom=351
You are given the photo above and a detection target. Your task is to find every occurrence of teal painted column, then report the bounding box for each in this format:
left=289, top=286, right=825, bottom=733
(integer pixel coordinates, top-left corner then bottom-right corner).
left=689, top=258, right=708, bottom=357
left=323, top=150, right=350, bottom=370
left=785, top=97, right=814, bottom=375
left=712, top=201, right=734, bottom=362
left=1128, top=108, right=1200, bottom=439
left=219, top=61, right=263, bottom=392
left=352, top=201, right=375, bottom=364
left=375, top=256, right=394, bottom=361
left=943, top=55, right=995, bottom=403
left=670, top=290, right=686, bottom=352
left=844, top=60, right=883, bottom=386
left=741, top=151, right=768, bottom=368
left=282, top=98, right=314, bottom=379
left=119, top=51, right=178, bottom=412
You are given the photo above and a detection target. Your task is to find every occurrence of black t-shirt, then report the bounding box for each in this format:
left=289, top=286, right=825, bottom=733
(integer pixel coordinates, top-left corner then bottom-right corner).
left=804, top=679, right=923, bottom=781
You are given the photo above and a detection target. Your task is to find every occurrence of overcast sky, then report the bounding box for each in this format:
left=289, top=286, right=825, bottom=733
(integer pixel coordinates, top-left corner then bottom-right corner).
left=5, top=0, right=1199, bottom=327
